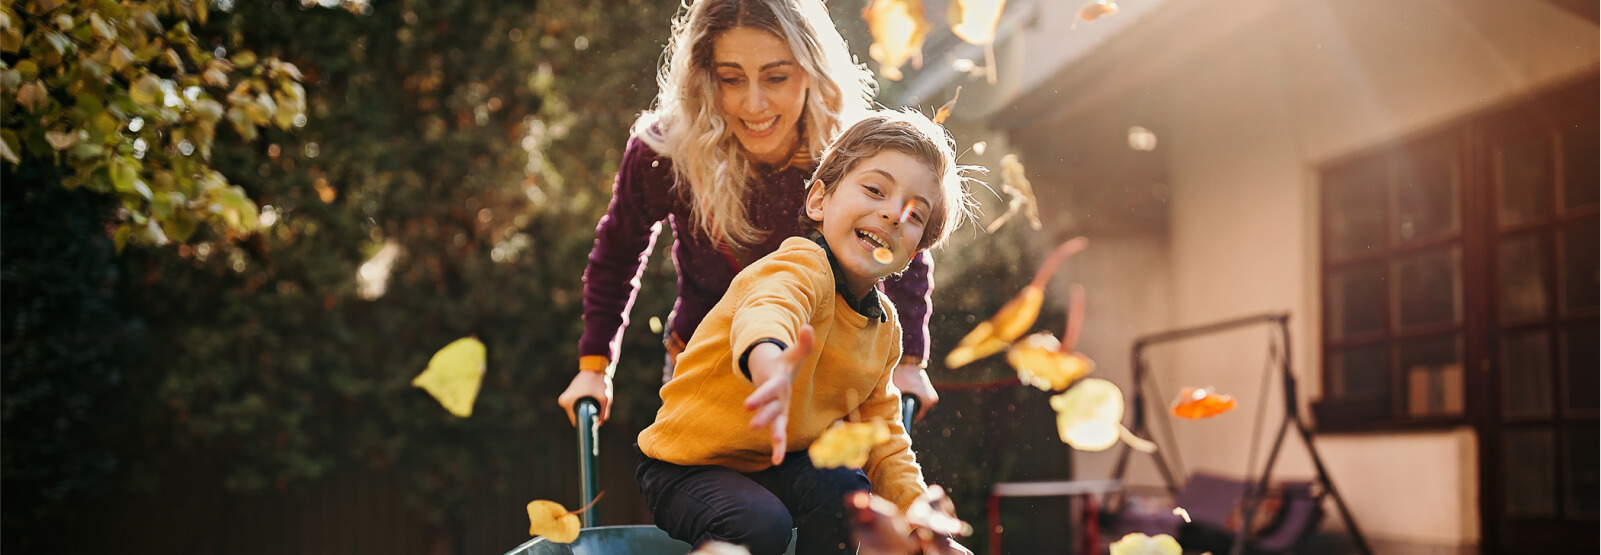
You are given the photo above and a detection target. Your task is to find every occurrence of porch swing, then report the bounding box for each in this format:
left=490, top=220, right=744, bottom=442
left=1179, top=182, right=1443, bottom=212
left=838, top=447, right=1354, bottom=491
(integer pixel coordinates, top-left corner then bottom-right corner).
left=1100, top=312, right=1373, bottom=555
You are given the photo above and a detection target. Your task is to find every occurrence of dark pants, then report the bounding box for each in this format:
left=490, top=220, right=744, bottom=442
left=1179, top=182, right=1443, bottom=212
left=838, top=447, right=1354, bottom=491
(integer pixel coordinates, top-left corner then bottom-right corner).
left=636, top=445, right=870, bottom=555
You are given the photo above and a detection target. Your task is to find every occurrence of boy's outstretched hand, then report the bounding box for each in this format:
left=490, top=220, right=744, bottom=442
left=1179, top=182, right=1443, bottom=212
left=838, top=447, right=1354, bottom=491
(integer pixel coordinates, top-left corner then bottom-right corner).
left=743, top=325, right=816, bottom=466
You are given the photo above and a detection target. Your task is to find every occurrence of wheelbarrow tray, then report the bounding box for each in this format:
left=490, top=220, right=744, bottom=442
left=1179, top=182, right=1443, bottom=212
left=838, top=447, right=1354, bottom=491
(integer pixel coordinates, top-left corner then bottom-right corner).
left=504, top=525, right=692, bottom=555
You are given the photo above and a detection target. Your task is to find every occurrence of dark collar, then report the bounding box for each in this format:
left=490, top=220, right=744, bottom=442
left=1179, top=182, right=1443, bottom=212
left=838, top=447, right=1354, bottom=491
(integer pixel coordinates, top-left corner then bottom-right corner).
left=808, top=232, right=887, bottom=322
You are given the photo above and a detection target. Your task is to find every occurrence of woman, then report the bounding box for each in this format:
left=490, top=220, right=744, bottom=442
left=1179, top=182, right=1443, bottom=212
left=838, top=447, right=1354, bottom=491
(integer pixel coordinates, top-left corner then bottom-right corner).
left=557, top=0, right=941, bottom=427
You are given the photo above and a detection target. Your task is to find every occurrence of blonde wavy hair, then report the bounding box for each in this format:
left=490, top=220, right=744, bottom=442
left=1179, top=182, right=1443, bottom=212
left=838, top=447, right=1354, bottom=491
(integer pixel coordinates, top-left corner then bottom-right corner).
left=632, top=0, right=876, bottom=247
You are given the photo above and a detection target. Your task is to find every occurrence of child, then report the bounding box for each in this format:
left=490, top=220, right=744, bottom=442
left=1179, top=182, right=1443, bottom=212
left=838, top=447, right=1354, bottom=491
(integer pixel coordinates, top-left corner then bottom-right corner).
left=635, top=110, right=978, bottom=555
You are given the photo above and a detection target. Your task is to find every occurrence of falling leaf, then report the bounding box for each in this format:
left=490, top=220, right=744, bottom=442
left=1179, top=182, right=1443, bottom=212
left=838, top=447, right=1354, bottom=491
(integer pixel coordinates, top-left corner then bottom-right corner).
left=1077, top=1, right=1120, bottom=25
left=1171, top=386, right=1238, bottom=419
left=1108, top=532, right=1182, bottom=555
left=945, top=237, right=1087, bottom=368
left=1049, top=378, right=1152, bottom=453
left=985, top=154, right=1042, bottom=233
left=932, top=86, right=961, bottom=124
left=848, top=488, right=971, bottom=555
left=1007, top=333, right=1095, bottom=391
left=948, top=0, right=1006, bottom=45
left=411, top=337, right=487, bottom=417
left=526, top=500, right=581, bottom=543
left=862, top=0, right=931, bottom=81
left=810, top=419, right=891, bottom=469
left=1172, top=507, right=1192, bottom=523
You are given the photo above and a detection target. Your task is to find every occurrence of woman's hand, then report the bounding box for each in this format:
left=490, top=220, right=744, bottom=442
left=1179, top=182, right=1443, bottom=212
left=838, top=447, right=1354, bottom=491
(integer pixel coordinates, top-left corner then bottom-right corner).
left=891, top=361, right=938, bottom=422
left=558, top=370, right=614, bottom=426
left=743, top=325, right=815, bottom=466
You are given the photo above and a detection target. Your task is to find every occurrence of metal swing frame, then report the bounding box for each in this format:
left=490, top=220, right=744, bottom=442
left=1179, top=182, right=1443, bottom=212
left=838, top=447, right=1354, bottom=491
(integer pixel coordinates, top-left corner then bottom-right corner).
left=1109, top=312, right=1372, bottom=555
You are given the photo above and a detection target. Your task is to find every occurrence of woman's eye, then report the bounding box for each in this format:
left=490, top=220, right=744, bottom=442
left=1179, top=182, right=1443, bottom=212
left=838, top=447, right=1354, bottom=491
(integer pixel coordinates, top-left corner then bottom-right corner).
left=765, top=75, right=789, bottom=85
left=720, top=76, right=743, bottom=86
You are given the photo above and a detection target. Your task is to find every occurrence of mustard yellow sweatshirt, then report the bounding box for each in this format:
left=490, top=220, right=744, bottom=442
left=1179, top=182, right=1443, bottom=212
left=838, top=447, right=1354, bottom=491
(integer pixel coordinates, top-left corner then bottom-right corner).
left=637, top=237, right=927, bottom=509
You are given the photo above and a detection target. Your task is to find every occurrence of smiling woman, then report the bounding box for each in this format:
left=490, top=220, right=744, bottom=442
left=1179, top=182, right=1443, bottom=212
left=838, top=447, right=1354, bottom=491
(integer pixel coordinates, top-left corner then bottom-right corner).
left=558, top=0, right=952, bottom=430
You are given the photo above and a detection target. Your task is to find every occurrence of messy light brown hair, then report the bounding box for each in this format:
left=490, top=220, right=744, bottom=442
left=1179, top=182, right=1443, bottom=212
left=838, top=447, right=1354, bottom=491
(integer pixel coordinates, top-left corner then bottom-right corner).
left=802, top=109, right=979, bottom=251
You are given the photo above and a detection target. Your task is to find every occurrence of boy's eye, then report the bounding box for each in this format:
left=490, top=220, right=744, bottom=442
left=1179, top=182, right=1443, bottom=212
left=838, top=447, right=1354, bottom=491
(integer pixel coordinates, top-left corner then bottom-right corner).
left=862, top=185, right=882, bottom=196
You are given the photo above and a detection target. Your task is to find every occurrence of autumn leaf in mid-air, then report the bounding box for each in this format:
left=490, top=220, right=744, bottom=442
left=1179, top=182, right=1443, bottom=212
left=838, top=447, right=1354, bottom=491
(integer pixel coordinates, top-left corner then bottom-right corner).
left=526, top=493, right=604, bottom=543
left=985, top=154, right=1042, bottom=233
left=1049, top=378, right=1155, bottom=453
left=1108, top=532, right=1182, bottom=555
left=946, top=237, right=1087, bottom=369
left=948, top=0, right=1006, bottom=45
left=932, top=86, right=961, bottom=125
left=847, top=486, right=971, bottom=555
left=862, top=0, right=931, bottom=81
left=1007, top=284, right=1093, bottom=391
left=411, top=337, right=486, bottom=417
left=1076, top=0, right=1120, bottom=27
left=1171, top=386, right=1238, bottom=419
left=810, top=419, right=892, bottom=469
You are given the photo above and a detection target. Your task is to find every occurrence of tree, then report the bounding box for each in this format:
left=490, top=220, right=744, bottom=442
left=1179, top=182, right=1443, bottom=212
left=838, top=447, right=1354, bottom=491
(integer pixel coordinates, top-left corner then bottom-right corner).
left=1, top=0, right=304, bottom=248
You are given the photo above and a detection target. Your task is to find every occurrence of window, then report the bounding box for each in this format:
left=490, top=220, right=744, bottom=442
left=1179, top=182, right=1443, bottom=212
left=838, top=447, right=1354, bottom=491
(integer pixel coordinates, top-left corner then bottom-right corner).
left=1313, top=78, right=1598, bottom=432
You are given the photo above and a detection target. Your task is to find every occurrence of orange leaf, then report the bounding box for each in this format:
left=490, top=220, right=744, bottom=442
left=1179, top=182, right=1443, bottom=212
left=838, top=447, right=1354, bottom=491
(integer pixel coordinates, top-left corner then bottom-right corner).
left=1007, top=333, right=1095, bottom=391
left=862, top=0, right=931, bottom=81
left=1077, top=1, right=1120, bottom=25
left=1170, top=387, right=1238, bottom=419
left=933, top=86, right=961, bottom=125
left=949, top=0, right=1007, bottom=45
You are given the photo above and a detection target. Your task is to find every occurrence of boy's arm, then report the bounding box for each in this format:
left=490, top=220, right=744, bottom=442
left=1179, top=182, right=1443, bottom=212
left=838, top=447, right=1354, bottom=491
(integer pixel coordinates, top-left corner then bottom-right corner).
left=860, top=346, right=929, bottom=509
left=743, top=326, right=815, bottom=466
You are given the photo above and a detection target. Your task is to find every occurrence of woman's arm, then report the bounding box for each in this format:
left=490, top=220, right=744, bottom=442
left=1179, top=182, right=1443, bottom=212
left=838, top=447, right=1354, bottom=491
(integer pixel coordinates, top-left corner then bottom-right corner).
left=559, top=136, right=672, bottom=426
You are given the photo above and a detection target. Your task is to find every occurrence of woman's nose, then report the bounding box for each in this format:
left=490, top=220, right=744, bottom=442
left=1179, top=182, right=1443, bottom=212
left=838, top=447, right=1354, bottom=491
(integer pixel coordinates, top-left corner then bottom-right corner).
left=744, top=82, right=769, bottom=112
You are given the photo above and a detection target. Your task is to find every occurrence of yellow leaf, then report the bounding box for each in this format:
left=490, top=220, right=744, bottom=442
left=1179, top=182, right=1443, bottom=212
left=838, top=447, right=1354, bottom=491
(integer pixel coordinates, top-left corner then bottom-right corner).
left=44, top=130, right=78, bottom=150
left=1006, top=333, right=1094, bottom=391
left=809, top=419, right=891, bottom=469
left=945, top=285, right=1042, bottom=368
left=862, top=0, right=930, bottom=81
left=949, top=0, right=1007, bottom=46
left=110, top=45, right=135, bottom=72
left=131, top=74, right=162, bottom=105
left=1050, top=378, right=1124, bottom=451
left=411, top=337, right=487, bottom=417
left=525, top=500, right=581, bottom=543
left=1109, top=532, right=1182, bottom=555
left=986, top=154, right=1042, bottom=233
left=89, top=12, right=115, bottom=41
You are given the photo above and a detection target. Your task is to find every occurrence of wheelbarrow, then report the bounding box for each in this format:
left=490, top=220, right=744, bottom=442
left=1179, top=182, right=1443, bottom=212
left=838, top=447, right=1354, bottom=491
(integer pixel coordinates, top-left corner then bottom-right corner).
left=503, top=395, right=922, bottom=555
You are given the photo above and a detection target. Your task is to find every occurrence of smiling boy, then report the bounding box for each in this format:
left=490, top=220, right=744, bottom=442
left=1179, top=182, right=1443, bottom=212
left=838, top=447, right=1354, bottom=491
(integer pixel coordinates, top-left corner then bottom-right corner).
left=635, top=110, right=978, bottom=555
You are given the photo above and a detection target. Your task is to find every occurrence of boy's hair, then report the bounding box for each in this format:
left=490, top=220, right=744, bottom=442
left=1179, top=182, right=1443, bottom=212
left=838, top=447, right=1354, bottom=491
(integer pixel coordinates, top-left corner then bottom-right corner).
left=633, top=0, right=877, bottom=248
left=802, top=109, right=979, bottom=251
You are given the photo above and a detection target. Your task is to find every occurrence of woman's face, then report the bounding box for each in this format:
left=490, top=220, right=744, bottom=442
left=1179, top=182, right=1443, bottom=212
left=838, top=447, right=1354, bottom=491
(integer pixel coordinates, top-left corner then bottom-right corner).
left=712, top=27, right=811, bottom=166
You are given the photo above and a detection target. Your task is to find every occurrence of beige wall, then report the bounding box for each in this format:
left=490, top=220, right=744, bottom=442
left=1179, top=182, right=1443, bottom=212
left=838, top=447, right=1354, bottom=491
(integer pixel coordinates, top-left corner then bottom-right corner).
left=990, top=0, right=1597, bottom=547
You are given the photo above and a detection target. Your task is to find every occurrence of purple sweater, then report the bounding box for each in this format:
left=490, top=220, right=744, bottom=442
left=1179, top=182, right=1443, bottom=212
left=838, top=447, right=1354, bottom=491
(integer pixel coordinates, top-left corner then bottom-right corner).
left=579, top=135, right=934, bottom=366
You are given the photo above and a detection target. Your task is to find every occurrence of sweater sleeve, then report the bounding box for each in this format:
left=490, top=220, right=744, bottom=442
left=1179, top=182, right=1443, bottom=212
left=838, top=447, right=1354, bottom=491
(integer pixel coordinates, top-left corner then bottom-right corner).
left=860, top=328, right=928, bottom=510
left=577, top=136, right=671, bottom=373
left=725, top=243, right=832, bottom=371
left=882, top=250, right=933, bottom=361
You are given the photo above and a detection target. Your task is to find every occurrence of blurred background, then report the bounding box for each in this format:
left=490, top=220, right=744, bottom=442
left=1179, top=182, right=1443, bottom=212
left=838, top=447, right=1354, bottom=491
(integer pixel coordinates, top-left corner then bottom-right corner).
left=2, top=1, right=1595, bottom=554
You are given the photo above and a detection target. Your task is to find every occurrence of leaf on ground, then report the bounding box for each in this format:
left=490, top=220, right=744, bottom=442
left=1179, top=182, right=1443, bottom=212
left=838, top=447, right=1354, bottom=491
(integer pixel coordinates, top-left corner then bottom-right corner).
left=411, top=337, right=487, bottom=418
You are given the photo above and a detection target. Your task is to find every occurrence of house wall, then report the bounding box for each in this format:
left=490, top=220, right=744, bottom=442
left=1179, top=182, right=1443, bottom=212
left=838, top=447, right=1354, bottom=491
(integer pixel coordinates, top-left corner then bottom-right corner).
left=1153, top=0, right=1595, bottom=548
left=986, top=0, right=1596, bottom=548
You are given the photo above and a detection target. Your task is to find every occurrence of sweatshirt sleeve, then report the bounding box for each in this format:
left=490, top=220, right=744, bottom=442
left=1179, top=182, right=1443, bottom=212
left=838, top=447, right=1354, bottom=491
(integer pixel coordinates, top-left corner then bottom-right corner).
left=577, top=136, right=672, bottom=373
left=725, top=243, right=832, bottom=371
left=882, top=250, right=933, bottom=361
left=860, top=330, right=928, bottom=509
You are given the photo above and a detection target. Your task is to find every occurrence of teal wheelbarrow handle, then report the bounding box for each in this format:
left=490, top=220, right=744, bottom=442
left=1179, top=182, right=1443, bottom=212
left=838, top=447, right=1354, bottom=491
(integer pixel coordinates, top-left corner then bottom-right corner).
left=900, top=394, right=920, bottom=438
left=575, top=397, right=602, bottom=529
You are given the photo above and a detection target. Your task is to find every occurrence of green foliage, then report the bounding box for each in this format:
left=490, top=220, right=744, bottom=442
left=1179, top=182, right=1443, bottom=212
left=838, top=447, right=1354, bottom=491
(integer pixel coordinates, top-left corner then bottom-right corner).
left=0, top=0, right=304, bottom=248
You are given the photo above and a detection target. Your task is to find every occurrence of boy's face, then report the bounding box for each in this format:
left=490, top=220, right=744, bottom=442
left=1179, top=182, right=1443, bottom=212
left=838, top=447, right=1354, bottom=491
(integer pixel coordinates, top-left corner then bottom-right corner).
left=805, top=150, right=939, bottom=298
